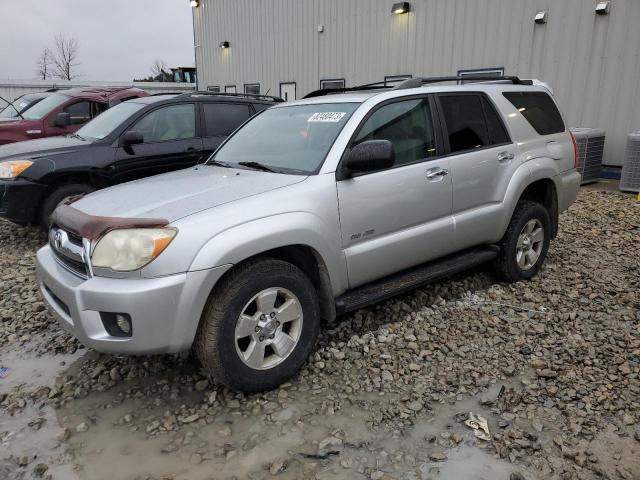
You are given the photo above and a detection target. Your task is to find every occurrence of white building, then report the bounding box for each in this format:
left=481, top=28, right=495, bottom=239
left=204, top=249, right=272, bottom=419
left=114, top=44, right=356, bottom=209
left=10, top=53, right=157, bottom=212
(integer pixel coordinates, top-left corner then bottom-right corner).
left=193, top=0, right=640, bottom=166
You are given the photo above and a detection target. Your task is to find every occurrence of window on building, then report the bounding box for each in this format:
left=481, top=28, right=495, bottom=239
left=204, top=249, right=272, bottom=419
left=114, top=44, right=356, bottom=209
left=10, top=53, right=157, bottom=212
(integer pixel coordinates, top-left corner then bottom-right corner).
left=439, top=94, right=510, bottom=153
left=225, top=85, right=237, bottom=94
left=353, top=98, right=437, bottom=167
left=129, top=104, right=196, bottom=143
left=244, top=84, right=260, bottom=95
left=503, top=92, right=565, bottom=135
left=320, top=79, right=345, bottom=90
left=457, top=68, right=505, bottom=84
left=384, top=75, right=412, bottom=86
left=207, top=86, right=221, bottom=93
left=203, top=103, right=252, bottom=137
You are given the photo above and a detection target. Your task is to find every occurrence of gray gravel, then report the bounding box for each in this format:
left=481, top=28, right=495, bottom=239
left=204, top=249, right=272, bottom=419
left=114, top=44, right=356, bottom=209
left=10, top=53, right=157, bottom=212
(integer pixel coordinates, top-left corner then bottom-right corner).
left=1, top=189, right=639, bottom=480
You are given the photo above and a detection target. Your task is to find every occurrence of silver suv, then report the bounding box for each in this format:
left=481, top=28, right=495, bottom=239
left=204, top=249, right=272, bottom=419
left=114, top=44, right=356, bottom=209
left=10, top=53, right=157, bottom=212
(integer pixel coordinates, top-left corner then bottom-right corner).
left=36, top=77, right=581, bottom=392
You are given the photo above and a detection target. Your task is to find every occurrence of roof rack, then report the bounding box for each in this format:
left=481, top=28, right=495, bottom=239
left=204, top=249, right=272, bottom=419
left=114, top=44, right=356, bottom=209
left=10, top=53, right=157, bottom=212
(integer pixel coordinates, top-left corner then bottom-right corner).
left=394, top=75, right=533, bottom=89
left=303, top=75, right=533, bottom=98
left=179, top=91, right=284, bottom=102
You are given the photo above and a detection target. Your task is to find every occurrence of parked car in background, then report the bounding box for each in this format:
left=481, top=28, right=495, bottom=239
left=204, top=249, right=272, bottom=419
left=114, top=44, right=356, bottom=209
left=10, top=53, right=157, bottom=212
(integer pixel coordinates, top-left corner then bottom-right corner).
left=0, top=92, right=282, bottom=227
left=36, top=76, right=581, bottom=393
left=0, top=86, right=148, bottom=145
left=0, top=92, right=52, bottom=121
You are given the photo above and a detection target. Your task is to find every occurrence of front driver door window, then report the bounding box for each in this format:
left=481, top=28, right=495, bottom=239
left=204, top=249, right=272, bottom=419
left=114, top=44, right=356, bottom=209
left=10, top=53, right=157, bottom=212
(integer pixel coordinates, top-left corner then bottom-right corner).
left=111, top=103, right=202, bottom=185
left=336, top=97, right=454, bottom=287
left=131, top=104, right=196, bottom=143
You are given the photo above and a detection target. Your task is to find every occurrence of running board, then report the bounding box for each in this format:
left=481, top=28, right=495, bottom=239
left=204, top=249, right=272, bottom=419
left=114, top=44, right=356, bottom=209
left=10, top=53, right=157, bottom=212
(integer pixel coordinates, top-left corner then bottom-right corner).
left=335, top=245, right=500, bottom=315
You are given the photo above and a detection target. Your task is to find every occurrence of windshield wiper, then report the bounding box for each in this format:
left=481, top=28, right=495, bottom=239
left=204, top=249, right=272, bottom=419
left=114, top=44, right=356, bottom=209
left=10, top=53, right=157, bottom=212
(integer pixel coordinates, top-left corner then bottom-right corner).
left=207, top=159, right=232, bottom=168
left=238, top=161, right=277, bottom=173
left=69, top=133, right=86, bottom=141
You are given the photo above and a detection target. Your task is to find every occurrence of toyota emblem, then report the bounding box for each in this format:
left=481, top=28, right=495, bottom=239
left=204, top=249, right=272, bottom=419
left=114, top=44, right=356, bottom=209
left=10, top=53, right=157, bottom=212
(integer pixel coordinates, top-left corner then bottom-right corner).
left=54, top=231, right=63, bottom=249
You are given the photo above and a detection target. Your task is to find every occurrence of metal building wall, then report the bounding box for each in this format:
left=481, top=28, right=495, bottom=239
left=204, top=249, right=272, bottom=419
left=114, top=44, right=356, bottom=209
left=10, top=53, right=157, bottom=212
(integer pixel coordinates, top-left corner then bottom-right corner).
left=194, top=0, right=640, bottom=166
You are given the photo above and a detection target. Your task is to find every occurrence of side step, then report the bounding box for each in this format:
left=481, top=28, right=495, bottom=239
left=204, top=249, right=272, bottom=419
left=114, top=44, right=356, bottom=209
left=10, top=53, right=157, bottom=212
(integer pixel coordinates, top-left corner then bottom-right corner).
left=334, top=245, right=500, bottom=315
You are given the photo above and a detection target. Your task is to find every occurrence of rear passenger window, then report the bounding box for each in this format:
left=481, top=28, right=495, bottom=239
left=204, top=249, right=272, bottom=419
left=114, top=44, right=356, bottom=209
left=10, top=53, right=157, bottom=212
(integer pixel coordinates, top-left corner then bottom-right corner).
left=204, top=103, right=252, bottom=137
left=503, top=92, right=565, bottom=135
left=353, top=98, right=437, bottom=167
left=439, top=95, right=489, bottom=153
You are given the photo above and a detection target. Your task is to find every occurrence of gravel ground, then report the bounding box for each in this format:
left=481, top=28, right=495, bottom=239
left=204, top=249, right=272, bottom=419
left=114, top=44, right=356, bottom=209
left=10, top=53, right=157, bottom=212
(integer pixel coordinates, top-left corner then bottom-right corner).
left=1, top=189, right=639, bottom=480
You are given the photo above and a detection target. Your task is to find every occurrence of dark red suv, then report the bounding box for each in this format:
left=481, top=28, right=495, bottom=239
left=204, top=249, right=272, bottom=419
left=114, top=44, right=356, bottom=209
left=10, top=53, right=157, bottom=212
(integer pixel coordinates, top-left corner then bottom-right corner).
left=0, top=87, right=148, bottom=145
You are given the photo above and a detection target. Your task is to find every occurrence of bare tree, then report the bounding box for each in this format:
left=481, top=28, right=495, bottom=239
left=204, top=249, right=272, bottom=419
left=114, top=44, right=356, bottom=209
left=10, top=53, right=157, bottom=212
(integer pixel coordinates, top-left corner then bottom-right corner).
left=36, top=48, right=53, bottom=80
left=150, top=59, right=170, bottom=81
left=52, top=34, right=80, bottom=80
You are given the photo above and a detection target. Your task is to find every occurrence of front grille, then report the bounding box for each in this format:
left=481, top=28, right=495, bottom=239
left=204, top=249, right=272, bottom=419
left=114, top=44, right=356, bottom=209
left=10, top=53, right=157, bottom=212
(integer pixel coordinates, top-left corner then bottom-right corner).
left=49, top=226, right=89, bottom=279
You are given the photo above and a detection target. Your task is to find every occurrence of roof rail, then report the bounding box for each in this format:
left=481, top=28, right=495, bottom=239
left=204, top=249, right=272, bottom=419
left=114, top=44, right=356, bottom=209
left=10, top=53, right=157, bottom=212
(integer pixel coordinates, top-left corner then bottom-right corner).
left=303, top=83, right=392, bottom=99
left=179, top=91, right=284, bottom=102
left=394, top=75, right=534, bottom=90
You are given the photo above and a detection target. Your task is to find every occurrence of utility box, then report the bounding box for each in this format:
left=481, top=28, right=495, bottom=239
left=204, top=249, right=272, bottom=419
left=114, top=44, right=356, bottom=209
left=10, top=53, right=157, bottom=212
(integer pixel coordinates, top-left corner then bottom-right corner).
left=620, top=132, right=640, bottom=193
left=571, top=128, right=605, bottom=184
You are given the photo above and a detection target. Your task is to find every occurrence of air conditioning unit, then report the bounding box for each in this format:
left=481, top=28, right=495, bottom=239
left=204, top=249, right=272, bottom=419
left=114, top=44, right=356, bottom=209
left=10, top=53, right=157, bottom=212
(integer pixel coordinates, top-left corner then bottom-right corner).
left=620, top=132, right=640, bottom=193
left=571, top=128, right=605, bottom=184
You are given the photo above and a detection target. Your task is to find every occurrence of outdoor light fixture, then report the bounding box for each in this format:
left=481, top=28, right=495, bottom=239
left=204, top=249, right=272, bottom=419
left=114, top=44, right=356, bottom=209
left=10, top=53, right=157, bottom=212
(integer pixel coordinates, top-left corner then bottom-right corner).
left=219, top=41, right=230, bottom=49
left=534, top=10, right=548, bottom=24
left=392, top=2, right=410, bottom=14
left=190, top=0, right=199, bottom=7
left=595, top=1, right=611, bottom=15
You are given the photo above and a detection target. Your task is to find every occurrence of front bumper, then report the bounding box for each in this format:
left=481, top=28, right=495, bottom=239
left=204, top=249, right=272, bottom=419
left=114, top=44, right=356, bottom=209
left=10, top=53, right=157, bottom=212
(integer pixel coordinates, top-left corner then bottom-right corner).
left=556, top=169, right=582, bottom=212
left=0, top=178, right=46, bottom=225
left=36, top=244, right=230, bottom=354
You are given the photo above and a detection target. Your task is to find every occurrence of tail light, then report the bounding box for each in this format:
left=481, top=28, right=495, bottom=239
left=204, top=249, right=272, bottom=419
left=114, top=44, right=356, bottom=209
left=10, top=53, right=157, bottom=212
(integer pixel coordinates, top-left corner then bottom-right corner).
left=570, top=131, right=579, bottom=169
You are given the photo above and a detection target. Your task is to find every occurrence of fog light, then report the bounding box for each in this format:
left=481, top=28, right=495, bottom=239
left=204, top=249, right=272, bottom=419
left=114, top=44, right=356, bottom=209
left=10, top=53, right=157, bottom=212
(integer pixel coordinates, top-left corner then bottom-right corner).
left=101, top=312, right=133, bottom=337
left=116, top=314, right=131, bottom=334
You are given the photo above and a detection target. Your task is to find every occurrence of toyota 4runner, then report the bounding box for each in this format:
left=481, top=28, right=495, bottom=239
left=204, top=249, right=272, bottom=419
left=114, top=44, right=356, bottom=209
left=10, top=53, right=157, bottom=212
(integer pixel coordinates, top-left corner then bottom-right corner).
left=36, top=76, right=581, bottom=393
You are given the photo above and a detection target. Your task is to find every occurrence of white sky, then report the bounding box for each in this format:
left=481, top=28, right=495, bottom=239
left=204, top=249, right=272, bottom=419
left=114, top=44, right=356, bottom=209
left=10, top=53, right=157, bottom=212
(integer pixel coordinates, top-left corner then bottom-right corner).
left=0, top=0, right=194, bottom=81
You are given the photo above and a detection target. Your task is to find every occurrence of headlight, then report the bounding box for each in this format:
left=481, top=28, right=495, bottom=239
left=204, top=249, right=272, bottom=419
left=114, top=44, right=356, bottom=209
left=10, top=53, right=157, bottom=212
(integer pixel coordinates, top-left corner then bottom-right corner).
left=0, top=160, right=33, bottom=179
left=91, top=228, right=177, bottom=272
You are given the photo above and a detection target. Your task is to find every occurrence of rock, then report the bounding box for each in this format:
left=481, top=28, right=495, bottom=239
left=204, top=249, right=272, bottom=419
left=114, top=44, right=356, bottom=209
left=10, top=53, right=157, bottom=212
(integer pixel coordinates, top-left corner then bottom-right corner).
left=33, top=463, right=48, bottom=477
left=195, top=379, right=209, bottom=391
left=537, top=369, right=558, bottom=379
left=75, top=422, right=89, bottom=433
left=269, top=457, right=287, bottom=475
left=218, top=425, right=232, bottom=437
left=407, top=401, right=423, bottom=412
left=56, top=428, right=71, bottom=442
left=190, top=453, right=202, bottom=465
left=182, top=414, right=200, bottom=424
left=429, top=451, right=448, bottom=461
left=622, top=413, right=635, bottom=426
left=318, top=435, right=342, bottom=452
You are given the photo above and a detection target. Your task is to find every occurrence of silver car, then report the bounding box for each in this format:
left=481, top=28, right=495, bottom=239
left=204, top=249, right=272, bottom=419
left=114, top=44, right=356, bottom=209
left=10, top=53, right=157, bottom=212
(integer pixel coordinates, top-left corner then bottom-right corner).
left=36, top=77, right=581, bottom=392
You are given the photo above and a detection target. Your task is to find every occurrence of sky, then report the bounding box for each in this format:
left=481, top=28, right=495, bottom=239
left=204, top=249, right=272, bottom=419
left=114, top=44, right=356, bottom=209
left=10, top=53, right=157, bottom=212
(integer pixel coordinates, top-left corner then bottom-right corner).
left=0, top=0, right=195, bottom=81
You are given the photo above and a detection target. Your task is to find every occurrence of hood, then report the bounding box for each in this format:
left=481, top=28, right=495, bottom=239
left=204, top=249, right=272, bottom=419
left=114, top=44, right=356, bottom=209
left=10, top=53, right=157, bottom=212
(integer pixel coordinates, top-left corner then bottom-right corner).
left=0, top=135, right=90, bottom=160
left=72, top=165, right=308, bottom=222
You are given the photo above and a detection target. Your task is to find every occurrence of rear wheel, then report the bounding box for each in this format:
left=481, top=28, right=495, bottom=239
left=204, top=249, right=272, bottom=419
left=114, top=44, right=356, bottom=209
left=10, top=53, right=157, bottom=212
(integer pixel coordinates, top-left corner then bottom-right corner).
left=39, top=183, right=95, bottom=230
left=493, top=200, right=551, bottom=282
left=195, top=258, right=320, bottom=393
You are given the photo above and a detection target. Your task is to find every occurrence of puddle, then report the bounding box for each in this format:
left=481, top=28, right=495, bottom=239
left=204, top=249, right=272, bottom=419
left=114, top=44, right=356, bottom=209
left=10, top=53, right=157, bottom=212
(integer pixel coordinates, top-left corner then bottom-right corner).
left=0, top=340, right=84, bottom=480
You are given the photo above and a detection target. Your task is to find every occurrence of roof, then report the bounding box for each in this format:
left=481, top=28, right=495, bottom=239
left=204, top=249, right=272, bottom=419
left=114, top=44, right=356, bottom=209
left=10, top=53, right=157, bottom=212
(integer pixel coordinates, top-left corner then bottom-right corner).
left=129, top=91, right=284, bottom=106
left=61, top=86, right=146, bottom=99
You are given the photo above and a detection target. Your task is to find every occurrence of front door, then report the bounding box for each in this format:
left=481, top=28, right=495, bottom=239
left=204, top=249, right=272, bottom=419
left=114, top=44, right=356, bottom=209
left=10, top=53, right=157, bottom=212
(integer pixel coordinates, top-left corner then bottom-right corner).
left=280, top=83, right=296, bottom=102
left=337, top=96, right=454, bottom=288
left=110, top=103, right=203, bottom=184
left=201, top=102, right=254, bottom=156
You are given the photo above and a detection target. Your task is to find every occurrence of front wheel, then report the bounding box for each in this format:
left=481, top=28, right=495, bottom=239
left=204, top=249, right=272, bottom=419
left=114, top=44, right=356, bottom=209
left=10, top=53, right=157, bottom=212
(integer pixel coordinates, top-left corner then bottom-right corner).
left=195, top=258, right=321, bottom=393
left=493, top=200, right=551, bottom=282
left=39, top=183, right=95, bottom=230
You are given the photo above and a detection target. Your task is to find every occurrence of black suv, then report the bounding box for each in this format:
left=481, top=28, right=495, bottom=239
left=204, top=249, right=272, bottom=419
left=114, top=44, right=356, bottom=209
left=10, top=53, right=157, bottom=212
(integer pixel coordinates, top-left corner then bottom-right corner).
left=0, top=92, right=282, bottom=227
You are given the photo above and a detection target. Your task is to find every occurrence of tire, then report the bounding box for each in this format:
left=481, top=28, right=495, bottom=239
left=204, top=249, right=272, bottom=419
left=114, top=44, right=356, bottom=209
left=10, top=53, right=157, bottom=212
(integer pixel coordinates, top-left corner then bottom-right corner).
left=493, top=200, right=551, bottom=283
left=39, top=184, right=95, bottom=230
left=195, top=258, right=321, bottom=393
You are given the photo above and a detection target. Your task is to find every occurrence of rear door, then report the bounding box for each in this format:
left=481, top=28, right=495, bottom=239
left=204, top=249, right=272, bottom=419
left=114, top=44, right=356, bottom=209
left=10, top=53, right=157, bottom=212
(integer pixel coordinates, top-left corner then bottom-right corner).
left=337, top=96, right=454, bottom=288
left=110, top=103, right=203, bottom=184
left=436, top=92, right=518, bottom=250
left=201, top=102, right=254, bottom=157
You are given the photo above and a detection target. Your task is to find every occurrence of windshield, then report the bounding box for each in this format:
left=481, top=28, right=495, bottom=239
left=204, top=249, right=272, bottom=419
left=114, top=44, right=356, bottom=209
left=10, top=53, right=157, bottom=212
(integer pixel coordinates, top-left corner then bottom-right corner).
left=76, top=101, right=145, bottom=140
left=0, top=95, right=42, bottom=119
left=22, top=93, right=69, bottom=120
left=210, top=103, right=359, bottom=174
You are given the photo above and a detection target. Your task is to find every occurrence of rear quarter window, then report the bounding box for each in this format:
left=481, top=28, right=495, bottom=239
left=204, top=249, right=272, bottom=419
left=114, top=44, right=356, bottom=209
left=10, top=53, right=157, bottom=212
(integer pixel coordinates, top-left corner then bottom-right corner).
left=503, top=92, right=565, bottom=135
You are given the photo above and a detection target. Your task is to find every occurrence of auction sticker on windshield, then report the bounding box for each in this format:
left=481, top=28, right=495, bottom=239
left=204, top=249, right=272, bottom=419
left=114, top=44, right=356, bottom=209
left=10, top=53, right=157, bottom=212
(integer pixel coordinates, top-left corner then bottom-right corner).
left=308, top=112, right=347, bottom=122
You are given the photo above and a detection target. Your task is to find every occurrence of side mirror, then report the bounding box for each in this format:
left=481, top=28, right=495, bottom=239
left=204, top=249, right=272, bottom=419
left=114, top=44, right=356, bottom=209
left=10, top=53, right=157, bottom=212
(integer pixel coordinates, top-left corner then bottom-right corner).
left=341, top=140, right=395, bottom=178
left=121, top=131, right=144, bottom=147
left=53, top=112, right=71, bottom=127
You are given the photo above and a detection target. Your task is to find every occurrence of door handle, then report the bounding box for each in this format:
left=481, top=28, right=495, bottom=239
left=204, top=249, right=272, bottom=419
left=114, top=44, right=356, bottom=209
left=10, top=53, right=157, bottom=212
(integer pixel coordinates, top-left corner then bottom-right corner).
left=186, top=147, right=197, bottom=152
left=426, top=167, right=449, bottom=180
left=497, top=151, right=515, bottom=163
